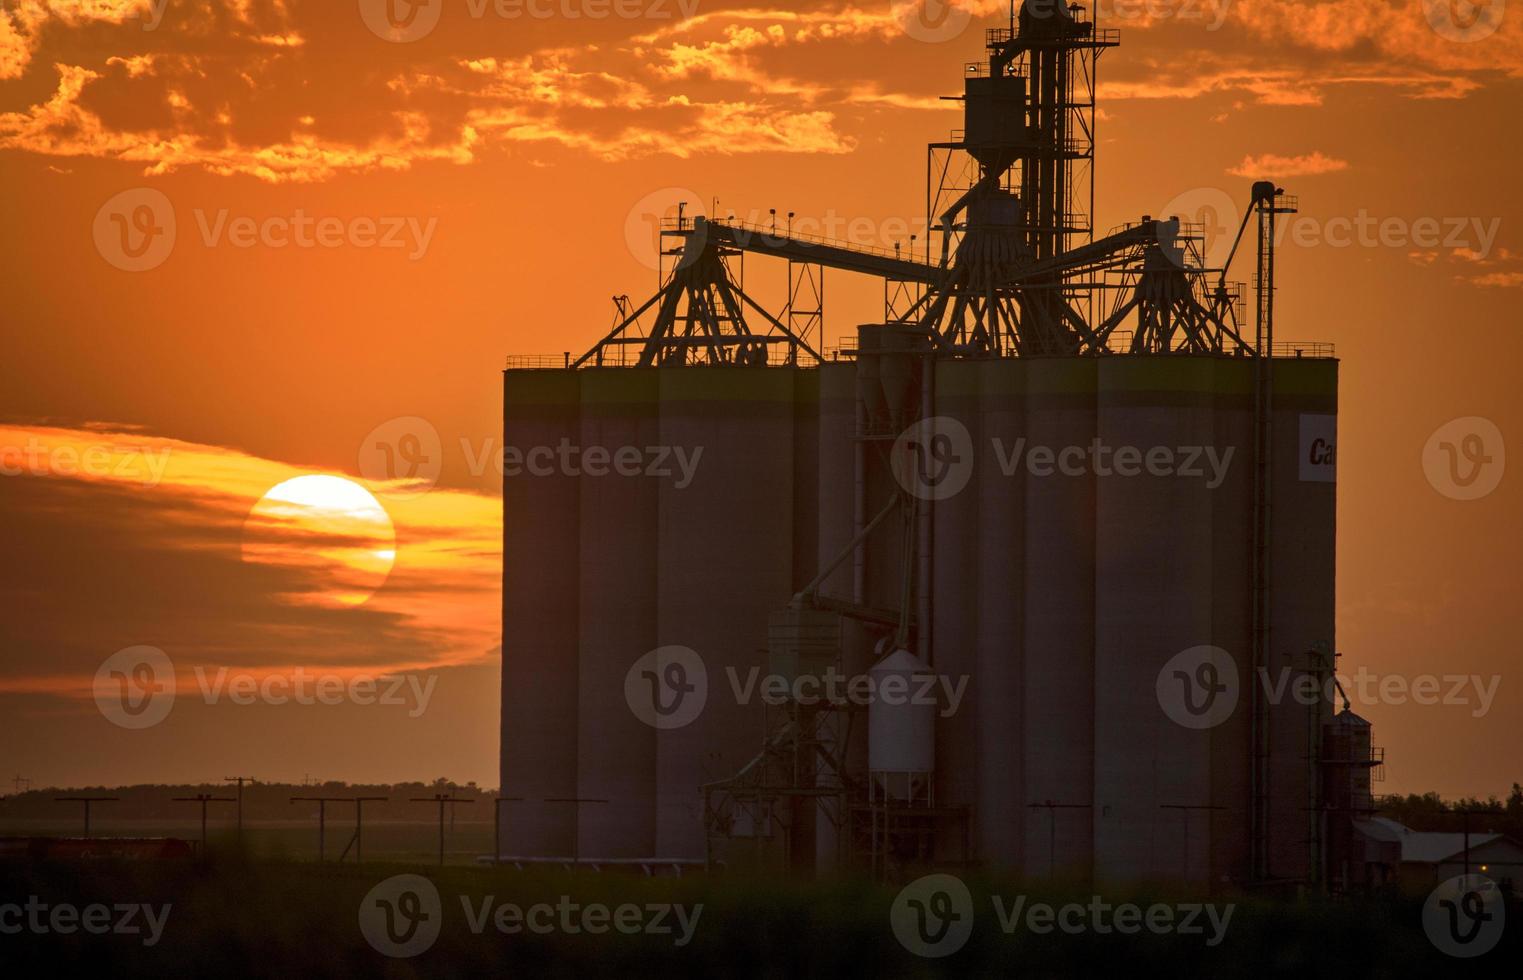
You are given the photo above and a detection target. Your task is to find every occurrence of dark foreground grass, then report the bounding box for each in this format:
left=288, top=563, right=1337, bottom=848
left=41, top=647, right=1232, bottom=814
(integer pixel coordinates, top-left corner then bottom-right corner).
left=0, top=857, right=1511, bottom=978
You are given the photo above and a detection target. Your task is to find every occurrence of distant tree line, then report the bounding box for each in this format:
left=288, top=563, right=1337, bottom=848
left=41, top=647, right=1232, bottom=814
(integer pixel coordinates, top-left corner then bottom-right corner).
left=1378, top=783, right=1523, bottom=840
left=0, top=778, right=496, bottom=824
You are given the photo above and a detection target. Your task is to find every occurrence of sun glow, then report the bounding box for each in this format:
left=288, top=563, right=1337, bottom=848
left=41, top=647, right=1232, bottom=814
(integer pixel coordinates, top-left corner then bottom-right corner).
left=241, top=475, right=396, bottom=607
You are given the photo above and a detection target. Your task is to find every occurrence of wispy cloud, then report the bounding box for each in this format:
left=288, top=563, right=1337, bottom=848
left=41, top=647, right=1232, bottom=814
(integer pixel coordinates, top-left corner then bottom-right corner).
left=1227, top=150, right=1349, bottom=178
left=0, top=422, right=501, bottom=698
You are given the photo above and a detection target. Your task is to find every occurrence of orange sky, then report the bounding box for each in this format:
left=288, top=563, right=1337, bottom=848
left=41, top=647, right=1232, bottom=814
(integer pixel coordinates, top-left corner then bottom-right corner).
left=1, top=0, right=1520, bottom=796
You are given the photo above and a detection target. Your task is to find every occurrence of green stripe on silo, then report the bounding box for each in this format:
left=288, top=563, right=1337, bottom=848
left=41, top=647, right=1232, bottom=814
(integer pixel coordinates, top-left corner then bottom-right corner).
left=1210, top=358, right=1255, bottom=398
left=1024, top=357, right=1098, bottom=395
left=580, top=368, right=659, bottom=419
left=1270, top=359, right=1339, bottom=397
left=657, top=366, right=799, bottom=403
left=937, top=359, right=982, bottom=399
left=1100, top=356, right=1225, bottom=393
left=792, top=369, right=822, bottom=405
left=505, top=369, right=580, bottom=408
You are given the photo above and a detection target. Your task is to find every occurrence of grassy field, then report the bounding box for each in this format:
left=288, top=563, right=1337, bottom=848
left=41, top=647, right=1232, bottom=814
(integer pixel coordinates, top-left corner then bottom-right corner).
left=1, top=851, right=1515, bottom=978
left=0, top=818, right=498, bottom=866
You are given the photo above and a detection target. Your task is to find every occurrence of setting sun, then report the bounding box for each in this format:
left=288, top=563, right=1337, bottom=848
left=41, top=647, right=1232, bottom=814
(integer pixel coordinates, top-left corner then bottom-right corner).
left=241, top=474, right=396, bottom=607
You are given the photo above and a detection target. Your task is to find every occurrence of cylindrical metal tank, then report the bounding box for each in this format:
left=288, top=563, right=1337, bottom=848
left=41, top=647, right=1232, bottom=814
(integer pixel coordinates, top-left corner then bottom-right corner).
left=575, top=368, right=659, bottom=859
left=869, top=648, right=937, bottom=800
left=501, top=368, right=581, bottom=859
left=1093, top=357, right=1218, bottom=883
left=655, top=367, right=796, bottom=858
left=1020, top=357, right=1097, bottom=880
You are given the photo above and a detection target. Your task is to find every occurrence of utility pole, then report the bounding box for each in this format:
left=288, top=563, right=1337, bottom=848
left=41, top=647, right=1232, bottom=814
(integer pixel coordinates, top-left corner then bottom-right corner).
left=55, top=796, right=118, bottom=837
left=224, top=776, right=255, bottom=851
left=410, top=795, right=473, bottom=867
left=291, top=796, right=338, bottom=863
left=172, top=794, right=235, bottom=862
left=291, top=796, right=389, bottom=864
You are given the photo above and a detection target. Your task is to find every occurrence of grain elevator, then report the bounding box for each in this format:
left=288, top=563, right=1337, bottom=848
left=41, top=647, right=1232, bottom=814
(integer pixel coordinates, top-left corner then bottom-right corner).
left=501, top=3, right=1378, bottom=890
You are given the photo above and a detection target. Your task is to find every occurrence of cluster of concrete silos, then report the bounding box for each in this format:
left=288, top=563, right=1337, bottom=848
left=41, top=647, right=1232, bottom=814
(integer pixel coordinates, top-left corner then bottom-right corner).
left=501, top=347, right=1337, bottom=885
